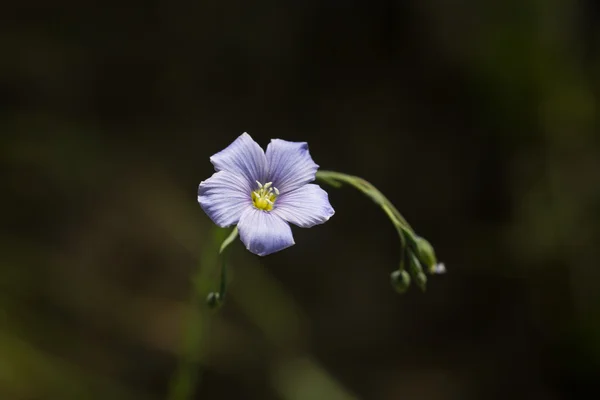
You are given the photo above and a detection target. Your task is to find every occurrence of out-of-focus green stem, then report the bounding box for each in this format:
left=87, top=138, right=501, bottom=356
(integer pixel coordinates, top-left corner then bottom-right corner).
left=167, top=260, right=210, bottom=400
left=167, top=227, right=237, bottom=400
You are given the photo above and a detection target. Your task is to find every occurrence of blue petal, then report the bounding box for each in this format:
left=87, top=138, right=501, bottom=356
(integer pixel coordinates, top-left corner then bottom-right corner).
left=210, top=132, right=267, bottom=187
left=237, top=208, right=295, bottom=256
left=198, top=171, right=252, bottom=227
left=265, top=139, right=319, bottom=194
left=273, top=184, right=334, bottom=228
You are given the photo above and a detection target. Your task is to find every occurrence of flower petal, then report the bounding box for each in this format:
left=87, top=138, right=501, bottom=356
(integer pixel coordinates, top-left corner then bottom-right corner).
left=430, top=263, right=446, bottom=274
left=198, top=170, right=252, bottom=227
left=210, top=132, right=267, bottom=186
left=265, top=139, right=319, bottom=194
left=237, top=207, right=295, bottom=256
left=273, top=184, right=334, bottom=228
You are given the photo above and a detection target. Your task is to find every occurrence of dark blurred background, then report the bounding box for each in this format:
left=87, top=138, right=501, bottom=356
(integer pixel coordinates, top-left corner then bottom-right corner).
left=2, top=1, right=599, bottom=399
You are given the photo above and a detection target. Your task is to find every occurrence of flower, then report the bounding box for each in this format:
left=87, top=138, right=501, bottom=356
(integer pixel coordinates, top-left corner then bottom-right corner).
left=430, top=263, right=446, bottom=274
left=198, top=132, right=335, bottom=256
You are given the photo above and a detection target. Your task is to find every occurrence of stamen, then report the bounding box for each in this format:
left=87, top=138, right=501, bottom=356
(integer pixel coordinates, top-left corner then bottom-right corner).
left=251, top=181, right=280, bottom=211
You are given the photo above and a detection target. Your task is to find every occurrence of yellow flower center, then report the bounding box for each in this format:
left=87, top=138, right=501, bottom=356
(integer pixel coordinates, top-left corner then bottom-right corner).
left=252, top=181, right=279, bottom=211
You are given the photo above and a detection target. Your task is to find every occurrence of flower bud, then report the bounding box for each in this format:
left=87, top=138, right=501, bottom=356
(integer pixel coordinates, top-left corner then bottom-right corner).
left=415, top=236, right=437, bottom=271
left=407, top=252, right=427, bottom=292
left=390, top=269, right=411, bottom=293
left=206, top=292, right=222, bottom=309
left=415, top=272, right=427, bottom=292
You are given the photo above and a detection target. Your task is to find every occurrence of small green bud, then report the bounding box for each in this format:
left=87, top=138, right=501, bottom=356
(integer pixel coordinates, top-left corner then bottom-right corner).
left=415, top=272, right=427, bottom=292
left=206, top=292, right=222, bottom=309
left=390, top=269, right=411, bottom=293
left=407, top=251, right=427, bottom=292
left=415, top=236, right=437, bottom=271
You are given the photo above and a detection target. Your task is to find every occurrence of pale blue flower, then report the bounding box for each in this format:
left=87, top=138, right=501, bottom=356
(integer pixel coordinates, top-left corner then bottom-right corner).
left=430, top=263, right=446, bottom=274
left=198, top=132, right=335, bottom=256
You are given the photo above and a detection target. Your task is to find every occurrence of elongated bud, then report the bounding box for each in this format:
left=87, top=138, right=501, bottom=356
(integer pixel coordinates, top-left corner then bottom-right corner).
left=415, top=236, right=436, bottom=270
left=390, top=269, right=411, bottom=293
left=415, top=271, right=427, bottom=292
left=408, top=252, right=427, bottom=292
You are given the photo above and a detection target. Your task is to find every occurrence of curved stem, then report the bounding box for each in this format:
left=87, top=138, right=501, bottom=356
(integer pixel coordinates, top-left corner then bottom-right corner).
left=316, top=170, right=414, bottom=233
left=316, top=170, right=420, bottom=273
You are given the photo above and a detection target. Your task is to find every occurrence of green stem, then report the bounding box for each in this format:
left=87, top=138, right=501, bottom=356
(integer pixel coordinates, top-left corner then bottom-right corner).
left=316, top=170, right=414, bottom=233
left=219, top=226, right=239, bottom=254
left=167, top=262, right=209, bottom=400
left=206, top=228, right=238, bottom=308
left=316, top=170, right=416, bottom=270
left=215, top=227, right=238, bottom=303
left=167, top=227, right=238, bottom=400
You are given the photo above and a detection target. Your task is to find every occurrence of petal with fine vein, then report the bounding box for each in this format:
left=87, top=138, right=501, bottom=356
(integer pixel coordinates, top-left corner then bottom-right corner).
left=265, top=139, right=319, bottom=194
left=273, top=184, right=335, bottom=228
left=198, top=171, right=252, bottom=227
left=237, top=208, right=295, bottom=256
left=210, top=132, right=267, bottom=187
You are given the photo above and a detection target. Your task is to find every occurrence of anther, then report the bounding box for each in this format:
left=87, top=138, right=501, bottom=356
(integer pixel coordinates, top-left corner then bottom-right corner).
left=252, top=181, right=279, bottom=211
